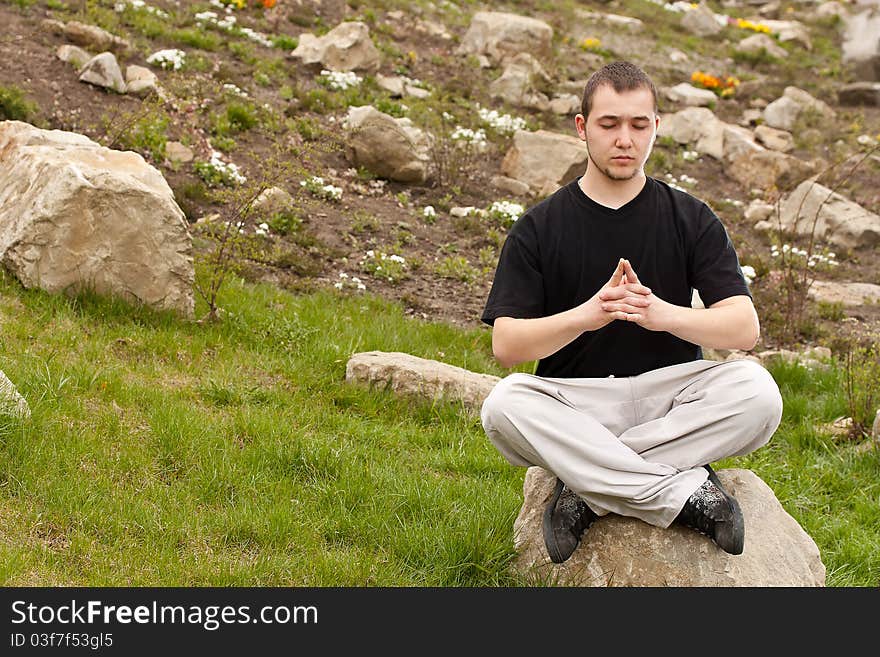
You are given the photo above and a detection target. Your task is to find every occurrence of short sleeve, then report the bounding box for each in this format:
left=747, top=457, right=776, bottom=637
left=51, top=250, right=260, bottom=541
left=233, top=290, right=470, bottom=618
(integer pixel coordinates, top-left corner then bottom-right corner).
left=481, top=220, right=545, bottom=325
left=689, top=206, right=751, bottom=308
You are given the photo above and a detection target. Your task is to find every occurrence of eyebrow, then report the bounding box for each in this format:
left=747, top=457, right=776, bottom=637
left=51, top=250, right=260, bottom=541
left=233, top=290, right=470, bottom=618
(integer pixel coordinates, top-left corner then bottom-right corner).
left=596, top=114, right=653, bottom=122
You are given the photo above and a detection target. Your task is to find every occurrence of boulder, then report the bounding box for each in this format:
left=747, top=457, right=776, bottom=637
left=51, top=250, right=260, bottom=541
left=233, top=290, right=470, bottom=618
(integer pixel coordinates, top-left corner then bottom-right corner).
left=762, top=86, right=835, bottom=131
left=735, top=33, right=789, bottom=59
left=754, top=124, right=795, bottom=152
left=124, top=65, right=158, bottom=98
left=658, top=107, right=727, bottom=159
left=808, top=280, right=880, bottom=306
left=345, top=351, right=500, bottom=414
left=58, top=20, right=130, bottom=53
left=500, top=130, right=587, bottom=195
left=512, top=466, right=826, bottom=586
left=0, top=121, right=194, bottom=316
left=842, top=8, right=880, bottom=81
left=725, top=147, right=818, bottom=192
left=663, top=82, right=719, bottom=107
left=78, top=52, right=126, bottom=94
left=488, top=53, right=552, bottom=111
left=837, top=81, right=880, bottom=106
left=777, top=179, right=880, bottom=249
left=756, top=18, right=812, bottom=49
left=343, top=106, right=431, bottom=183
left=290, top=21, right=380, bottom=73
left=56, top=44, right=92, bottom=69
left=456, top=11, right=553, bottom=65
left=681, top=4, right=724, bottom=37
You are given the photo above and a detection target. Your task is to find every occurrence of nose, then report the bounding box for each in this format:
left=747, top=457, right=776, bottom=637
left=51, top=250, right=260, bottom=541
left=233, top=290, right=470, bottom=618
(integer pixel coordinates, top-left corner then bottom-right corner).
left=615, top=126, right=633, bottom=148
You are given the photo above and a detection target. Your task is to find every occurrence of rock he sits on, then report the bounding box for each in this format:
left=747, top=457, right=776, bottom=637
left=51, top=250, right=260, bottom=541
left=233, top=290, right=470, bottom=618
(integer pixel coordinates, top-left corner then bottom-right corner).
left=512, top=466, right=826, bottom=587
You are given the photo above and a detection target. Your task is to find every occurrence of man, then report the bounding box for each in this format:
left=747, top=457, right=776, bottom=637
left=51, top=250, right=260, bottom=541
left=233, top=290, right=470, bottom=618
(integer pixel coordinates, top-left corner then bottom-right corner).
left=480, top=61, right=783, bottom=564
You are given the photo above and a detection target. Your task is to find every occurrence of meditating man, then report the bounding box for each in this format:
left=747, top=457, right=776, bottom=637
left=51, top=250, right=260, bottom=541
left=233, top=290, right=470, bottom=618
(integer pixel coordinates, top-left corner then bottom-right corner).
left=480, top=61, right=783, bottom=563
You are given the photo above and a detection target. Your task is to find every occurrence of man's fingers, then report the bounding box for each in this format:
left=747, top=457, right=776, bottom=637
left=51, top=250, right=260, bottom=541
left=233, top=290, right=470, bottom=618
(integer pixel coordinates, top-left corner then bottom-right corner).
left=607, top=258, right=625, bottom=287
left=599, top=285, right=651, bottom=301
left=623, top=259, right=641, bottom=285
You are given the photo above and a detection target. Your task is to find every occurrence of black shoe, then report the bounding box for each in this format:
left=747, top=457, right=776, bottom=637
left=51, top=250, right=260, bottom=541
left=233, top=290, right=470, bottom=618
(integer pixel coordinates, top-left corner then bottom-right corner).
left=675, top=466, right=745, bottom=555
left=542, top=477, right=598, bottom=564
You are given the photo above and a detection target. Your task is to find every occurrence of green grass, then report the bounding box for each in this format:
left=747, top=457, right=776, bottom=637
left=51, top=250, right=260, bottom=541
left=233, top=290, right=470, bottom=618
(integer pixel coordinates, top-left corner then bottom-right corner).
left=1, top=272, right=876, bottom=586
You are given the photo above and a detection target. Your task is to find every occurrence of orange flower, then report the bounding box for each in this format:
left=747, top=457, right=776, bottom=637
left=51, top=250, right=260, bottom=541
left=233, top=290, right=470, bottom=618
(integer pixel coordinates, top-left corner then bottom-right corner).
left=260, top=0, right=276, bottom=7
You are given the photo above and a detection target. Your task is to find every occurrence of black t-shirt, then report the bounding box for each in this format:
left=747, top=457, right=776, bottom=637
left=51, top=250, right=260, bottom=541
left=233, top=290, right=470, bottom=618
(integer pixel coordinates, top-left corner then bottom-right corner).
left=481, top=177, right=751, bottom=378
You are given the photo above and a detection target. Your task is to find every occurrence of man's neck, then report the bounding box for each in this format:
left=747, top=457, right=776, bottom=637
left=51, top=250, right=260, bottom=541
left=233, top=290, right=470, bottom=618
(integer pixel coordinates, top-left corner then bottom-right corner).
left=578, top=168, right=647, bottom=210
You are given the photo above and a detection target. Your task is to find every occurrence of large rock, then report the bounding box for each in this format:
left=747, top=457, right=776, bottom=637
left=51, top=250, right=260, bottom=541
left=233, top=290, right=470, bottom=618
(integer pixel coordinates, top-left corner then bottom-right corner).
left=680, top=4, right=724, bottom=37
left=44, top=19, right=130, bottom=53
left=777, top=179, right=880, bottom=249
left=0, top=121, right=194, bottom=316
left=289, top=21, right=380, bottom=73
left=343, top=106, right=431, bottom=183
left=489, top=53, right=552, bottom=111
left=838, top=81, right=880, bottom=106
left=808, top=280, right=880, bottom=306
left=658, top=107, right=727, bottom=159
left=345, top=351, right=500, bottom=413
left=456, top=11, right=553, bottom=66
left=78, top=52, right=126, bottom=93
left=512, top=466, right=826, bottom=586
left=663, top=82, right=719, bottom=107
left=501, top=130, right=587, bottom=196
left=725, top=147, right=818, bottom=192
left=762, top=86, right=835, bottom=131
left=842, top=8, right=880, bottom=81
left=735, top=33, right=789, bottom=59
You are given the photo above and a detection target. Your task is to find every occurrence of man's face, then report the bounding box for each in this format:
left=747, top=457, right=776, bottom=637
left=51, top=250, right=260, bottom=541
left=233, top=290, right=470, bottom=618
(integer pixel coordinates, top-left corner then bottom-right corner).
left=575, top=84, right=658, bottom=182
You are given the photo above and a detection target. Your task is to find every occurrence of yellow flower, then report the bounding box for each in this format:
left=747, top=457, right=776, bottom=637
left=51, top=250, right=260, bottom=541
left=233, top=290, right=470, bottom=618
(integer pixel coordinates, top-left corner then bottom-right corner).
left=579, top=37, right=602, bottom=52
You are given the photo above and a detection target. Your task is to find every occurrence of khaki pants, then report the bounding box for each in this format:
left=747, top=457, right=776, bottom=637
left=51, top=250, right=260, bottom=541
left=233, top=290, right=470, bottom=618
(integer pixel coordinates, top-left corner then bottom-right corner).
left=480, top=359, right=783, bottom=528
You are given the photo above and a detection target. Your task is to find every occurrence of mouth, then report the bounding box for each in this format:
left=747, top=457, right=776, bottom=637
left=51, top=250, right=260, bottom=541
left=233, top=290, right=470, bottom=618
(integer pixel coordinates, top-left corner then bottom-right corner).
left=611, top=156, right=634, bottom=163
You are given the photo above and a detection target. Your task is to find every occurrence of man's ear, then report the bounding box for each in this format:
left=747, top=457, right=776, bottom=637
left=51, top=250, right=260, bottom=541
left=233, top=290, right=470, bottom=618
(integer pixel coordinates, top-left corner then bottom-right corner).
left=575, top=114, right=587, bottom=141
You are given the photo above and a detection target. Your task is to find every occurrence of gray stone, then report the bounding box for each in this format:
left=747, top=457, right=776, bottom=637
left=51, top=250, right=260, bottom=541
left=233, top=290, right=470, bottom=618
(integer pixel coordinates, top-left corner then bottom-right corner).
left=456, top=11, right=553, bottom=66
left=345, top=351, right=500, bottom=414
left=778, top=179, right=880, bottom=249
left=754, top=124, right=795, bottom=152
left=78, top=52, right=126, bottom=94
left=838, top=81, right=880, bottom=106
left=663, top=82, right=719, bottom=107
left=56, top=44, right=92, bottom=69
left=0, top=121, right=194, bottom=316
left=681, top=4, right=724, bottom=37
left=807, top=280, right=880, bottom=306
left=343, top=106, right=431, bottom=183
left=511, top=466, right=826, bottom=586
left=500, top=129, right=587, bottom=195
left=290, top=21, right=380, bottom=73
left=736, top=33, right=789, bottom=59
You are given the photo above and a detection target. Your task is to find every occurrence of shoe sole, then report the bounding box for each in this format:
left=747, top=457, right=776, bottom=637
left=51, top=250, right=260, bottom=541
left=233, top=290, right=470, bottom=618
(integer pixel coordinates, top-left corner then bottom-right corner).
left=542, top=477, right=566, bottom=564
left=704, top=464, right=745, bottom=555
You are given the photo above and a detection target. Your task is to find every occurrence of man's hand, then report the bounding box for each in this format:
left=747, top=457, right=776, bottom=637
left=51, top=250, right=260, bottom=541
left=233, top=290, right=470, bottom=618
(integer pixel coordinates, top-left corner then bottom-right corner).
left=598, top=259, right=675, bottom=332
left=582, top=258, right=653, bottom=331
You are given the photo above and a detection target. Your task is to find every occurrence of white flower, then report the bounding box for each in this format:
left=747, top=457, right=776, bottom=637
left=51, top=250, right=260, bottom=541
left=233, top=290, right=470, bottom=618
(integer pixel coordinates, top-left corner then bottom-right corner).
left=319, top=69, right=362, bottom=91
left=478, top=106, right=527, bottom=135
left=423, top=205, right=437, bottom=219
left=146, top=49, right=186, bottom=71
left=741, top=265, right=756, bottom=283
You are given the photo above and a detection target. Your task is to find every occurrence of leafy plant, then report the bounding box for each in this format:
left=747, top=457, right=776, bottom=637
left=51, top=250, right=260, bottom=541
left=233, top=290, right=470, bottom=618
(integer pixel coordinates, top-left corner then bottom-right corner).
left=0, top=84, right=38, bottom=121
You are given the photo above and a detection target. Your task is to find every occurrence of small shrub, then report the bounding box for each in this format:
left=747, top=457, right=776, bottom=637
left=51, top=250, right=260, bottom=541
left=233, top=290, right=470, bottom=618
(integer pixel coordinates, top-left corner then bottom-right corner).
left=361, top=249, right=408, bottom=283
left=435, top=255, right=479, bottom=283
left=0, top=84, right=38, bottom=121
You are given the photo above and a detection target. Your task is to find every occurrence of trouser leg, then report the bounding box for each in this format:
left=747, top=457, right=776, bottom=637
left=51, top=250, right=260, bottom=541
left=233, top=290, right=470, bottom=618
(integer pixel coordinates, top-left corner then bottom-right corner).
left=480, top=359, right=782, bottom=528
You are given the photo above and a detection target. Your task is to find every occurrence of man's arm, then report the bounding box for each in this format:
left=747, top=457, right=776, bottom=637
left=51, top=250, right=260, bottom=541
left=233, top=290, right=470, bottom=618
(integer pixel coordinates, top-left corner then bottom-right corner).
left=492, top=259, right=653, bottom=367
left=599, top=261, right=760, bottom=351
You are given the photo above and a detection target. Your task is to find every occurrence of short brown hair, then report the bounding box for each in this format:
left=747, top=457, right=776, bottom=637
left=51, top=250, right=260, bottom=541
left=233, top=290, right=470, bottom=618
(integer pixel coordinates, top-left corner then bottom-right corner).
left=581, top=61, right=658, bottom=118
